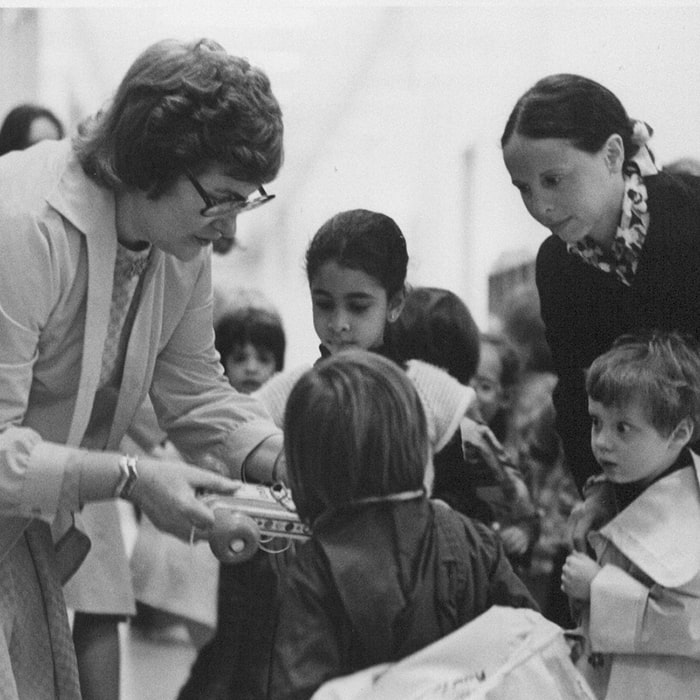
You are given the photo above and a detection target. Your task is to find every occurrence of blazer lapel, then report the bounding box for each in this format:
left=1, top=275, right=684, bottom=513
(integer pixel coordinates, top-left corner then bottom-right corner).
left=45, top=155, right=115, bottom=446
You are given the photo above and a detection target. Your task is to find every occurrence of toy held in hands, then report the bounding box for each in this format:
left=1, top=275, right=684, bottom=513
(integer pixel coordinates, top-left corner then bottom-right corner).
left=202, top=483, right=310, bottom=564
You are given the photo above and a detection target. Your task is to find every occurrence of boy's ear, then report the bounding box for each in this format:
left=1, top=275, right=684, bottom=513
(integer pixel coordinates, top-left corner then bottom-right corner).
left=670, top=417, right=694, bottom=448
left=387, top=286, right=406, bottom=324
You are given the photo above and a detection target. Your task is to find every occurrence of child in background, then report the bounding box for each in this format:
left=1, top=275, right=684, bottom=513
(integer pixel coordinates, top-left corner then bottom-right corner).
left=270, top=350, right=538, bottom=700
left=385, top=288, right=539, bottom=568
left=215, top=305, right=286, bottom=395
left=467, top=331, right=540, bottom=571
left=561, top=331, right=700, bottom=699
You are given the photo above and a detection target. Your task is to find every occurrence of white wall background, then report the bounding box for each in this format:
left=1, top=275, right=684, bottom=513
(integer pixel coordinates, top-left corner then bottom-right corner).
left=3, top=1, right=700, bottom=366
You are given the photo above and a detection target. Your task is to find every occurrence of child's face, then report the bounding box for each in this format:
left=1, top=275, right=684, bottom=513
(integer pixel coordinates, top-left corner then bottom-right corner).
left=223, top=342, right=277, bottom=394
left=502, top=133, right=624, bottom=248
left=310, top=260, right=402, bottom=354
left=470, top=342, right=506, bottom=425
left=588, top=396, right=688, bottom=484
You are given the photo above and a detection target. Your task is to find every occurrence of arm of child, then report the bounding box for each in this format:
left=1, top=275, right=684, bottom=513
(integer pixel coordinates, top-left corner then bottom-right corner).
left=588, top=564, right=700, bottom=659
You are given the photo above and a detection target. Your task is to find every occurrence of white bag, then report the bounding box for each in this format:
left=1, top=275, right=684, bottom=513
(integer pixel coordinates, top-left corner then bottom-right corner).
left=312, top=606, right=596, bottom=700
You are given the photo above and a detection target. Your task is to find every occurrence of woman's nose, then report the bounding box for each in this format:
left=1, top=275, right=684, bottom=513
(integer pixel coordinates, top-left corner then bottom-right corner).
left=531, top=192, right=554, bottom=223
left=211, top=214, right=238, bottom=240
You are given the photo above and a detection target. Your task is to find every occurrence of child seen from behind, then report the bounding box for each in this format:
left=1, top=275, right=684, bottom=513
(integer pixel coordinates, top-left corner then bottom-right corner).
left=271, top=351, right=538, bottom=699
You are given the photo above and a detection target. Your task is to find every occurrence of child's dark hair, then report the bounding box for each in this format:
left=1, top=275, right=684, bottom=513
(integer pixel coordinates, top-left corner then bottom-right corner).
left=284, top=350, right=428, bottom=524
left=215, top=306, right=286, bottom=371
left=385, top=286, right=480, bottom=385
left=305, top=209, right=408, bottom=297
left=586, top=331, right=700, bottom=439
left=501, top=73, right=640, bottom=161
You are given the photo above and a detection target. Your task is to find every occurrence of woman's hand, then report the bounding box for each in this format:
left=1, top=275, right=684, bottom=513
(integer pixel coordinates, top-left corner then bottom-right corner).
left=127, top=456, right=241, bottom=541
left=561, top=550, right=601, bottom=601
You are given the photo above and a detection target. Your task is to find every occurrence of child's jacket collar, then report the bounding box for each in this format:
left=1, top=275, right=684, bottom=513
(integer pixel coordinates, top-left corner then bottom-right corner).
left=589, top=452, right=700, bottom=587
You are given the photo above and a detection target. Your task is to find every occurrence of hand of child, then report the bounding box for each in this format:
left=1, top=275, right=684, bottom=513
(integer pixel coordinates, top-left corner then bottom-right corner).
left=498, top=525, right=530, bottom=555
left=561, top=550, right=601, bottom=601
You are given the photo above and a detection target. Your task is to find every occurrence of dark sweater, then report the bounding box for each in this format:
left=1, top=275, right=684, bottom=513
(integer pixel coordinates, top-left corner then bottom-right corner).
left=536, top=171, right=700, bottom=493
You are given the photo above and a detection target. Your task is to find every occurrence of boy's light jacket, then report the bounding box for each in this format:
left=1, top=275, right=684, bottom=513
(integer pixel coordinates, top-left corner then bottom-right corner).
left=583, top=452, right=700, bottom=699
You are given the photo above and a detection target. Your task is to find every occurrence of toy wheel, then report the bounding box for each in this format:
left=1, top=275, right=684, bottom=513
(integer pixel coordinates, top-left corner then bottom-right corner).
left=209, top=510, right=260, bottom=564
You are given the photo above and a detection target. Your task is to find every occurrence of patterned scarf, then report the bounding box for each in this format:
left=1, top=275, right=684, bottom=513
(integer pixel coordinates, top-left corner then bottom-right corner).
left=567, top=124, right=658, bottom=287
left=567, top=162, right=650, bottom=287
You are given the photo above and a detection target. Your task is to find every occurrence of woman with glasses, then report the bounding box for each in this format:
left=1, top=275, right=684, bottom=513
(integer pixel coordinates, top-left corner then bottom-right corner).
left=0, top=37, right=284, bottom=700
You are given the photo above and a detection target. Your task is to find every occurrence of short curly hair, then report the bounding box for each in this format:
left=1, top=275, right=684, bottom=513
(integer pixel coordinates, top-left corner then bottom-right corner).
left=74, top=38, right=283, bottom=197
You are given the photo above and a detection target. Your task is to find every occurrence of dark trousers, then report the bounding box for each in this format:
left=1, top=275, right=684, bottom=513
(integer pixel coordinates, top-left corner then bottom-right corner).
left=177, top=550, right=280, bottom=700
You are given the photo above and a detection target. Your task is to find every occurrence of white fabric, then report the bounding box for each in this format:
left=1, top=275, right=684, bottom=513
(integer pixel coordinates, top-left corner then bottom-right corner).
left=312, top=606, right=595, bottom=700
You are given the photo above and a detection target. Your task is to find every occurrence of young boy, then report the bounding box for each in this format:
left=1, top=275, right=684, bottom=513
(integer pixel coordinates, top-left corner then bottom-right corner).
left=561, top=331, right=700, bottom=699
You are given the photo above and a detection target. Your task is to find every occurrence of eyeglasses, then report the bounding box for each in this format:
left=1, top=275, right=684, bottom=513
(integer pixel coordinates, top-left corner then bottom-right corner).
left=185, top=169, right=275, bottom=218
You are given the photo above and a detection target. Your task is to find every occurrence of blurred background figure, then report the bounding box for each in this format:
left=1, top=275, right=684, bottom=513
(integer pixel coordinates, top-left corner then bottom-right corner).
left=0, top=102, right=64, bottom=155
left=214, top=290, right=286, bottom=394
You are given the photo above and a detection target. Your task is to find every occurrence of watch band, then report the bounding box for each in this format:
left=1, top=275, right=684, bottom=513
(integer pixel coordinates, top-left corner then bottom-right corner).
left=115, top=455, right=139, bottom=500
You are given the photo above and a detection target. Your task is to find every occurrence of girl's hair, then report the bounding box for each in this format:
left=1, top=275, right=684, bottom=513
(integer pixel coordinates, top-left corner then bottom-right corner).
left=284, top=350, right=429, bottom=524
left=586, top=331, right=700, bottom=438
left=501, top=73, right=639, bottom=160
left=0, top=103, right=65, bottom=156
left=215, top=306, right=286, bottom=372
left=385, top=286, right=480, bottom=385
left=73, top=38, right=283, bottom=197
left=305, top=209, right=408, bottom=297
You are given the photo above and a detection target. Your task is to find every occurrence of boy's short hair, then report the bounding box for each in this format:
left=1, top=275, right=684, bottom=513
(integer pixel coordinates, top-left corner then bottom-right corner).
left=586, top=331, right=700, bottom=438
left=386, top=286, right=480, bottom=385
left=284, top=350, right=429, bottom=523
left=74, top=38, right=283, bottom=197
left=215, top=306, right=286, bottom=371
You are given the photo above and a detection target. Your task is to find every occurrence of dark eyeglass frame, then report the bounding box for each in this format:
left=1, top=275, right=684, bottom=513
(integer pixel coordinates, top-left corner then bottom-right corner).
left=185, top=169, right=275, bottom=217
